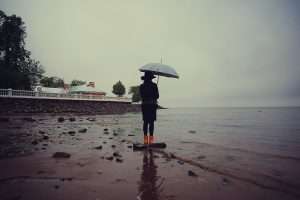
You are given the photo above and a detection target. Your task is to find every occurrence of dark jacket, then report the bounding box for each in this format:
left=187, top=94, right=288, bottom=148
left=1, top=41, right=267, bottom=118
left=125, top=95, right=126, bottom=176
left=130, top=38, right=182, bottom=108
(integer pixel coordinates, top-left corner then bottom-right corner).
left=140, top=81, right=159, bottom=104
left=140, top=81, right=159, bottom=121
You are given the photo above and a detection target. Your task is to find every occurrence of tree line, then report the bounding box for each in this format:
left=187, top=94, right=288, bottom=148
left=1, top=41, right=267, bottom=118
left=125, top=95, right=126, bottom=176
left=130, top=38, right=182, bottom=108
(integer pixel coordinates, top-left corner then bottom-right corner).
left=0, top=10, right=141, bottom=102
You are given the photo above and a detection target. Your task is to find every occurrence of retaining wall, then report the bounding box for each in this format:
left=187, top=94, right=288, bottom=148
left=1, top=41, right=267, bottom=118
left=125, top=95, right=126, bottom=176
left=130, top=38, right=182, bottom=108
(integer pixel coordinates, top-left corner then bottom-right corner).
left=0, top=97, right=141, bottom=114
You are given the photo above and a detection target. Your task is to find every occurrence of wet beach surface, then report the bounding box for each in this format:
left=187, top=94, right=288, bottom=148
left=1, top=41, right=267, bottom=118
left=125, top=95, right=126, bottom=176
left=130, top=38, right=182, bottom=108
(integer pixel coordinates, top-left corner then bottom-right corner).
left=1, top=108, right=300, bottom=200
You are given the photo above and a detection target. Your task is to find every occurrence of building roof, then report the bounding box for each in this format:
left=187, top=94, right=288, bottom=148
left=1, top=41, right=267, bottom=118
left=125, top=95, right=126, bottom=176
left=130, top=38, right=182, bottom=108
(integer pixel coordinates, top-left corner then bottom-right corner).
left=69, top=85, right=106, bottom=94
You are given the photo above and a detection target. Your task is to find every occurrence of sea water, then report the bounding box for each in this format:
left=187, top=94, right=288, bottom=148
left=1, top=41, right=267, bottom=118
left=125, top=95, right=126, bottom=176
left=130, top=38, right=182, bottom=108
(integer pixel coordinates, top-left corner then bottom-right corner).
left=155, top=107, right=300, bottom=157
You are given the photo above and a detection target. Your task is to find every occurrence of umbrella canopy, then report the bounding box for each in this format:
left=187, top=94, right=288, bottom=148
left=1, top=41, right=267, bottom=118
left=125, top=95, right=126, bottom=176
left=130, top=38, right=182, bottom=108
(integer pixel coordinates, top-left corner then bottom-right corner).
left=139, top=63, right=179, bottom=78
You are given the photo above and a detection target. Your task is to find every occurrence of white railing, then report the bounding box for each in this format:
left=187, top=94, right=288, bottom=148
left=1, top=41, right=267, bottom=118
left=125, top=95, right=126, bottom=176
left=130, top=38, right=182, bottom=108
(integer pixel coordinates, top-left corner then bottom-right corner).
left=0, top=88, right=131, bottom=103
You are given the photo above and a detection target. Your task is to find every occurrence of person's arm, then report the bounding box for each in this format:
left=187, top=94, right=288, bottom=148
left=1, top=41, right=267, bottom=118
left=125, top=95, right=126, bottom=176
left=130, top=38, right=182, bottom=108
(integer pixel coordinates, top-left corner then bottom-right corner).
left=155, top=84, right=159, bottom=100
left=139, top=84, right=144, bottom=100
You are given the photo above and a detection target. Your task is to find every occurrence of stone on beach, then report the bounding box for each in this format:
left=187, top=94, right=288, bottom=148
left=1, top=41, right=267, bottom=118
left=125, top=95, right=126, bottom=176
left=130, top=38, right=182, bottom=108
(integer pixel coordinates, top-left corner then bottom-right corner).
left=78, top=128, right=87, bottom=133
left=197, top=155, right=206, bottom=160
left=87, top=117, right=96, bottom=121
left=94, top=145, right=103, bottom=150
left=31, top=140, right=38, bottom=145
left=188, top=170, right=198, bottom=177
left=222, top=177, right=230, bottom=185
left=105, top=156, right=114, bottom=161
left=188, top=130, right=196, bottom=134
left=69, top=117, right=76, bottom=122
left=177, top=160, right=185, bottom=165
left=43, top=135, right=49, bottom=140
left=113, top=152, right=122, bottom=157
left=57, top=117, right=65, bottom=122
left=52, top=152, right=71, bottom=158
left=68, top=131, right=76, bottom=136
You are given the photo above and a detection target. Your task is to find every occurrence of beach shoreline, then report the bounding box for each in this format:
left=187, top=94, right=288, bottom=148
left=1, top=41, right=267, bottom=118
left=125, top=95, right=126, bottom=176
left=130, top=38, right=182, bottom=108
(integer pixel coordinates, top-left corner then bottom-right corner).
left=0, top=112, right=299, bottom=200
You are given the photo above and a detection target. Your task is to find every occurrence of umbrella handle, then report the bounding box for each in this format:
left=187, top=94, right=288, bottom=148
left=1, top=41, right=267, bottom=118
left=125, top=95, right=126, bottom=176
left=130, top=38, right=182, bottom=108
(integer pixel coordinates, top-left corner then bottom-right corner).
left=157, top=75, right=160, bottom=84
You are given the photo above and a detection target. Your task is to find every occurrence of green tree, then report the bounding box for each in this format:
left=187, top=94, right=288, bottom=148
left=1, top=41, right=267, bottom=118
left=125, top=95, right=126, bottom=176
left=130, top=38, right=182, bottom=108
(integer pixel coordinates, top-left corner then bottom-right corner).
left=70, top=79, right=86, bottom=86
left=40, top=76, right=64, bottom=88
left=128, top=85, right=141, bottom=102
left=112, top=81, right=125, bottom=97
left=0, top=10, right=44, bottom=90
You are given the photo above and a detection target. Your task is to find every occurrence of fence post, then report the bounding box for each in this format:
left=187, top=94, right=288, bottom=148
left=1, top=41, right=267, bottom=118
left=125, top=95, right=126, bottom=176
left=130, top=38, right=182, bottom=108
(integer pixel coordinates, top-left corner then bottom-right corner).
left=8, top=88, right=12, bottom=97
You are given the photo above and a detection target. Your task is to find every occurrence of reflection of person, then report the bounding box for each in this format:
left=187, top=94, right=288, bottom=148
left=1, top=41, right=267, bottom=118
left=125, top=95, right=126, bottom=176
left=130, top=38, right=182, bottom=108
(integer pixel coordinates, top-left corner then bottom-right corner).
left=140, top=71, right=159, bottom=144
left=138, top=150, right=160, bottom=200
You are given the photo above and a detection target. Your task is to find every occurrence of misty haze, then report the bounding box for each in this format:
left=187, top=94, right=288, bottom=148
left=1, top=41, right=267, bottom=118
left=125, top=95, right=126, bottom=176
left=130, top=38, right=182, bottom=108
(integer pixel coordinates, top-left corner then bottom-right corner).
left=1, top=1, right=300, bottom=200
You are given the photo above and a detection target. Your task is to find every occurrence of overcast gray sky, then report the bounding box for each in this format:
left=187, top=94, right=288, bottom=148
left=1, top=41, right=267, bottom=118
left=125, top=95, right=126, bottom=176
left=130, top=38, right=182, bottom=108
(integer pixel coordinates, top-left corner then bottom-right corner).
left=1, top=0, right=300, bottom=107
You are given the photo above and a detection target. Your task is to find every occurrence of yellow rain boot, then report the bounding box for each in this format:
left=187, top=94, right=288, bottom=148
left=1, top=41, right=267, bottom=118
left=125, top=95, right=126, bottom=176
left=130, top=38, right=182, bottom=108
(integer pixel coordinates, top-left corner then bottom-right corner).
left=144, top=135, right=148, bottom=145
left=149, top=136, right=154, bottom=144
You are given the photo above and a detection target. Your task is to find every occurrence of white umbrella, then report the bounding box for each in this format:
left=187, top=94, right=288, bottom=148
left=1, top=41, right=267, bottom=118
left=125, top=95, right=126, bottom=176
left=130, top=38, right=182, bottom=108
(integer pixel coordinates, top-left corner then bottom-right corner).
left=139, top=63, right=179, bottom=79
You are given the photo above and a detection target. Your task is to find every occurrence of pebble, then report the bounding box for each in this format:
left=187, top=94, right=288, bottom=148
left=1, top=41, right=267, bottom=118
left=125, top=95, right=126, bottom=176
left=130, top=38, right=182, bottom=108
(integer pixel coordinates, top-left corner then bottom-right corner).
left=78, top=128, right=87, bottom=133
left=106, top=156, right=114, bottom=161
left=31, top=140, right=38, bottom=145
left=69, top=117, right=76, bottom=122
left=43, top=135, right=49, bottom=140
left=170, top=153, right=176, bottom=159
left=57, top=117, right=65, bottom=122
left=68, top=131, right=76, bottom=136
left=87, top=117, right=96, bottom=121
left=52, top=152, right=71, bottom=158
left=113, top=152, right=121, bottom=157
left=197, top=155, right=206, bottom=160
left=94, top=145, right=103, bottom=150
left=222, top=177, right=230, bottom=185
left=178, top=160, right=185, bottom=165
left=77, top=162, right=85, bottom=167
left=188, top=170, right=198, bottom=177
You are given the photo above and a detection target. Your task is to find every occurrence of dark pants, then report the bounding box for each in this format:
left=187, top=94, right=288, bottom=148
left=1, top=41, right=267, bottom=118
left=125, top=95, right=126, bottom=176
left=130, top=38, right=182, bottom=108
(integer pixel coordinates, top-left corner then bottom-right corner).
left=141, top=104, right=157, bottom=136
left=143, top=121, right=154, bottom=136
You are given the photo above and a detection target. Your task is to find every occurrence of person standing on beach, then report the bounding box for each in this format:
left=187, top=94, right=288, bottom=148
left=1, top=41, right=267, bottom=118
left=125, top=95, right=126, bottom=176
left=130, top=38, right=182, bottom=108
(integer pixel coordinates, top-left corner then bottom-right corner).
left=140, top=71, right=159, bottom=145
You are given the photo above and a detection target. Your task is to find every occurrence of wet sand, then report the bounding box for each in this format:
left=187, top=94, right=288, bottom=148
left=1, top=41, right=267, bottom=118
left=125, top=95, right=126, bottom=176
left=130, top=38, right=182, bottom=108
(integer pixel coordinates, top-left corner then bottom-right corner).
left=0, top=113, right=299, bottom=200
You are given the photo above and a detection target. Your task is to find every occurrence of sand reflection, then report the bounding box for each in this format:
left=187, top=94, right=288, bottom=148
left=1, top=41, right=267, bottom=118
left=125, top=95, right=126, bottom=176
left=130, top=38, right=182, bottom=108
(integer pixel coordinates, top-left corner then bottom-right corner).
left=137, top=149, right=164, bottom=200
